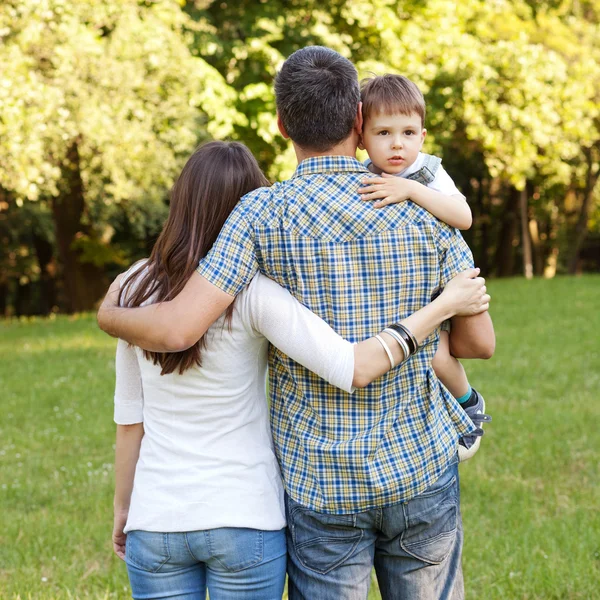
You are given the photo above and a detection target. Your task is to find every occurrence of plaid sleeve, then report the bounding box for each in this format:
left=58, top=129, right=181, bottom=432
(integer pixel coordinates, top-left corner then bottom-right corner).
left=435, top=223, right=474, bottom=288
left=196, top=202, right=259, bottom=296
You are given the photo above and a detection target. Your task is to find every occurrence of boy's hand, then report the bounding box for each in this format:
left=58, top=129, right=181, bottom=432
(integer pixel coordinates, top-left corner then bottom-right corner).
left=358, top=173, right=418, bottom=208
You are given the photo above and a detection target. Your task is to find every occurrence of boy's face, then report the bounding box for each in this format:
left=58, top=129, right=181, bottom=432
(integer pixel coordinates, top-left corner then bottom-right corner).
left=360, top=112, right=426, bottom=174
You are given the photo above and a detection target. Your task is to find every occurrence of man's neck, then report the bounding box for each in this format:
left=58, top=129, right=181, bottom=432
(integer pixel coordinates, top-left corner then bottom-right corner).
left=293, top=137, right=359, bottom=164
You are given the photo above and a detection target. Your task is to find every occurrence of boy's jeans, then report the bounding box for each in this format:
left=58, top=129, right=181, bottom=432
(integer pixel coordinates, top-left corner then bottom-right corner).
left=125, top=527, right=286, bottom=600
left=285, top=459, right=464, bottom=600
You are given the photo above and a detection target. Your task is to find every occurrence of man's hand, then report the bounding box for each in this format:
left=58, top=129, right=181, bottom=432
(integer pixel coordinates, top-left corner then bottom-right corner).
left=101, top=272, right=124, bottom=310
left=358, top=174, right=417, bottom=207
left=97, top=272, right=125, bottom=338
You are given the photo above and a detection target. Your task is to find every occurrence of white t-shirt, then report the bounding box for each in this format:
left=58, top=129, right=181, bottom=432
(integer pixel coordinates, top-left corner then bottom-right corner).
left=366, top=152, right=465, bottom=198
left=114, top=266, right=355, bottom=533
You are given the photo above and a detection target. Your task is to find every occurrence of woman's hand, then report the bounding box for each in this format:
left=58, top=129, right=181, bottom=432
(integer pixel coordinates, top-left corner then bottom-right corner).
left=439, top=268, right=490, bottom=316
left=112, top=508, right=129, bottom=561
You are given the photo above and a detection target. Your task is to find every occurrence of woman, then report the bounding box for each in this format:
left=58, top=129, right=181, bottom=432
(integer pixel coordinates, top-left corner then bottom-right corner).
left=112, top=141, right=489, bottom=600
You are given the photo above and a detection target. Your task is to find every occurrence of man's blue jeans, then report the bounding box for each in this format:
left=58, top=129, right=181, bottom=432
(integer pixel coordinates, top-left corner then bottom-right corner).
left=285, top=459, right=464, bottom=600
left=125, top=527, right=286, bottom=600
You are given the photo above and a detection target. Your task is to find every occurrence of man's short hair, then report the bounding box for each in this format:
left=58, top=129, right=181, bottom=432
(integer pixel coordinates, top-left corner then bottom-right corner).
left=275, top=46, right=360, bottom=152
left=361, top=74, right=426, bottom=127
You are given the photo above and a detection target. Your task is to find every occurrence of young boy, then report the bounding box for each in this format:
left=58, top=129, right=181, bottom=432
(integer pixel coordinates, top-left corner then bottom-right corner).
left=358, top=74, right=491, bottom=460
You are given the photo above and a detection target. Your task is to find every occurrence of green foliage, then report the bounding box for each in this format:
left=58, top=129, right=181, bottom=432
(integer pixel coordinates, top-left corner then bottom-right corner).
left=1, top=0, right=600, bottom=313
left=0, top=0, right=242, bottom=296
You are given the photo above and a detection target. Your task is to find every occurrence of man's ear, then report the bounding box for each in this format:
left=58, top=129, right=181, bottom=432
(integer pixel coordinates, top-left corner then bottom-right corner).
left=354, top=101, right=363, bottom=136
left=277, top=113, right=290, bottom=139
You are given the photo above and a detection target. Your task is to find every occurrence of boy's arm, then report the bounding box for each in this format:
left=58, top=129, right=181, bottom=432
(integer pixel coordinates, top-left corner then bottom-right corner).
left=408, top=183, right=472, bottom=230
left=359, top=175, right=472, bottom=230
left=98, top=204, right=258, bottom=352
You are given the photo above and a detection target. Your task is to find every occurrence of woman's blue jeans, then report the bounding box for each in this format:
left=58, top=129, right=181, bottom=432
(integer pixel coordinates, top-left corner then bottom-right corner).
left=125, top=527, right=287, bottom=600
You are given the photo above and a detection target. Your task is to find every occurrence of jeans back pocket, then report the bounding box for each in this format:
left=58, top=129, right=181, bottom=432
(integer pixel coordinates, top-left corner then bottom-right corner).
left=126, top=531, right=171, bottom=573
left=400, top=465, right=459, bottom=565
left=287, top=499, right=363, bottom=575
left=207, top=528, right=264, bottom=573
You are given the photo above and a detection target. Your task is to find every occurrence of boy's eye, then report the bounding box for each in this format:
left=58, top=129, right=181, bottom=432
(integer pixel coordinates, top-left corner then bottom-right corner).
left=404, top=130, right=415, bottom=136
left=377, top=130, right=389, bottom=136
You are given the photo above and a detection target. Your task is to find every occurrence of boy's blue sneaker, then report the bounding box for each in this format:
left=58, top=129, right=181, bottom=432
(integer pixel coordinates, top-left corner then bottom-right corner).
left=458, top=389, right=492, bottom=462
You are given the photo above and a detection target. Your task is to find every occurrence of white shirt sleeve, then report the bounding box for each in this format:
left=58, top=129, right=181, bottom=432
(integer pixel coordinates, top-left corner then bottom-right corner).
left=429, top=164, right=465, bottom=198
left=113, top=262, right=148, bottom=425
left=114, top=339, right=144, bottom=424
left=246, top=274, right=355, bottom=393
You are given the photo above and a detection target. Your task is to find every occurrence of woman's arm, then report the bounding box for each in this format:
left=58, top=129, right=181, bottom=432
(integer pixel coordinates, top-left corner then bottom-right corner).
left=352, top=268, right=488, bottom=386
left=248, top=269, right=489, bottom=391
left=112, top=338, right=145, bottom=559
left=113, top=423, right=144, bottom=560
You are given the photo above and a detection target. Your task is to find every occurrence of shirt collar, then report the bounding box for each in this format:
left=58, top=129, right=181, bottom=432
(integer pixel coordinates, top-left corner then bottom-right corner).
left=291, top=155, right=370, bottom=179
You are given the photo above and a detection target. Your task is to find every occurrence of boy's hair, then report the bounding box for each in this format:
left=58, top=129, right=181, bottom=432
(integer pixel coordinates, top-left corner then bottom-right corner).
left=361, top=74, right=426, bottom=126
left=275, top=46, right=360, bottom=152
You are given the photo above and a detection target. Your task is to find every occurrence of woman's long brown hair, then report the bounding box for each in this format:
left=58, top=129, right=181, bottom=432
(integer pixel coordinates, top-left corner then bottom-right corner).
left=118, top=141, right=270, bottom=375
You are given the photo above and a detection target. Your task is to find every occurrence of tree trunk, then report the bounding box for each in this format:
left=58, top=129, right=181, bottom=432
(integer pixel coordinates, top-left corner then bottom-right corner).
left=472, top=177, right=490, bottom=274
left=32, top=231, right=57, bottom=315
left=527, top=184, right=544, bottom=276
left=51, top=141, right=106, bottom=313
left=494, top=187, right=520, bottom=277
left=0, top=282, right=7, bottom=316
left=567, top=147, right=599, bottom=274
left=519, top=187, right=533, bottom=279
left=15, top=280, right=33, bottom=316
left=544, top=246, right=560, bottom=279
left=528, top=218, right=544, bottom=276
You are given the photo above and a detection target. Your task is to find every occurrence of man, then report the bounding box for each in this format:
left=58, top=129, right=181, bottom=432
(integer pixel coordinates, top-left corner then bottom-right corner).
left=99, top=46, right=495, bottom=599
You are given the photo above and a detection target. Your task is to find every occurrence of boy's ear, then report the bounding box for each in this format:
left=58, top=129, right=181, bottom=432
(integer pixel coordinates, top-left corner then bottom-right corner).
left=420, top=128, right=427, bottom=149
left=277, top=113, right=290, bottom=139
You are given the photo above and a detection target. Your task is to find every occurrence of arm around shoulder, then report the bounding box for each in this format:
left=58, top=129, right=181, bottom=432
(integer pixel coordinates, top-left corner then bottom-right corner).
left=98, top=271, right=234, bottom=352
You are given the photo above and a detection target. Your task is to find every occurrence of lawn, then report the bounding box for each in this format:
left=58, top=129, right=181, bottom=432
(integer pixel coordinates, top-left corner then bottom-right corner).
left=1, top=275, right=599, bottom=599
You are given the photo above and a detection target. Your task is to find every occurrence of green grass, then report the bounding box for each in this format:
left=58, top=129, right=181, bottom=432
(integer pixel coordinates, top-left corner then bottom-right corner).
left=1, top=276, right=599, bottom=599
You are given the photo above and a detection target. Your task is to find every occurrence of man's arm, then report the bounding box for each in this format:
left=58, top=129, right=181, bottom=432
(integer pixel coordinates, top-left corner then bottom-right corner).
left=449, top=311, right=495, bottom=359
left=98, top=272, right=234, bottom=352
left=98, top=196, right=261, bottom=352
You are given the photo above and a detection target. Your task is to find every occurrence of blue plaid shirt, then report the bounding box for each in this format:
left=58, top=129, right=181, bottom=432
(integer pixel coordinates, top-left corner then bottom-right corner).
left=198, top=156, right=476, bottom=514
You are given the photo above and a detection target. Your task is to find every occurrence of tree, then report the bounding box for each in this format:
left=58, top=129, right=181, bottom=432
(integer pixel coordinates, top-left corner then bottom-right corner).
left=0, top=0, right=241, bottom=311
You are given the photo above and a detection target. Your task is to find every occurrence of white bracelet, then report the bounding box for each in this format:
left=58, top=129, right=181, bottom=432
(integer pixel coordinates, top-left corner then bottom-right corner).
left=375, top=334, right=395, bottom=369
left=383, top=328, right=409, bottom=362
